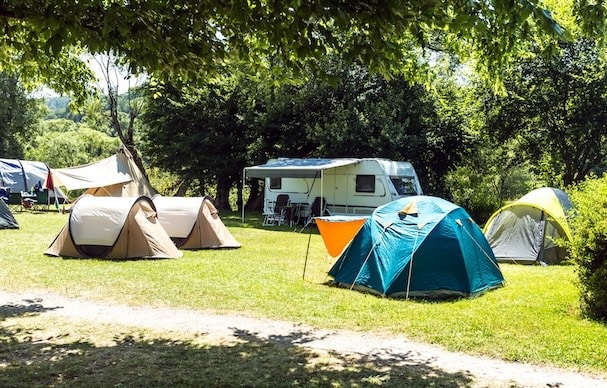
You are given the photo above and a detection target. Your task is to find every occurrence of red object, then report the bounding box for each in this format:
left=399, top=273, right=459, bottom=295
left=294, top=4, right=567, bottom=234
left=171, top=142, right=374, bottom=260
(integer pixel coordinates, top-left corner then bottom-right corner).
left=44, top=170, right=54, bottom=191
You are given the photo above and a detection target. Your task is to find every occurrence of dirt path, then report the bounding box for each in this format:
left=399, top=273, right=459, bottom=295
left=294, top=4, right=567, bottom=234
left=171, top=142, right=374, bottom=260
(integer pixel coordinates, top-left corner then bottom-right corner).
left=1, top=290, right=606, bottom=387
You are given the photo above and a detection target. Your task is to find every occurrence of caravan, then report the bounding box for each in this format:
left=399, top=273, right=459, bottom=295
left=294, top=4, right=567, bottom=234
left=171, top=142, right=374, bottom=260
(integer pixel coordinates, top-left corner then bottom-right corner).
left=244, top=158, right=423, bottom=218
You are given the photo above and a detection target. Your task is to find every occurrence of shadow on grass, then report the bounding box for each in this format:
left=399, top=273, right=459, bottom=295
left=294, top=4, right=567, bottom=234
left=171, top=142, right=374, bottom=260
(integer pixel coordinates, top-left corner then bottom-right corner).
left=0, top=298, right=62, bottom=317
left=0, top=300, right=474, bottom=387
left=226, top=212, right=321, bottom=234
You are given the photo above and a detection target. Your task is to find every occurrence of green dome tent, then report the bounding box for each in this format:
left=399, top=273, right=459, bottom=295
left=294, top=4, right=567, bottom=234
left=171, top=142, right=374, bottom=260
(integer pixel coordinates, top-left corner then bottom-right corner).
left=483, top=187, right=573, bottom=265
left=328, top=196, right=504, bottom=298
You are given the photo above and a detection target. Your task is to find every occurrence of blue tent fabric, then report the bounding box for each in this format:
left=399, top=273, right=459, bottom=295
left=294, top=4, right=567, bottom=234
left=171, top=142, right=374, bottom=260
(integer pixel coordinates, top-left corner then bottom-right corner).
left=0, top=199, right=19, bottom=229
left=328, top=196, right=504, bottom=298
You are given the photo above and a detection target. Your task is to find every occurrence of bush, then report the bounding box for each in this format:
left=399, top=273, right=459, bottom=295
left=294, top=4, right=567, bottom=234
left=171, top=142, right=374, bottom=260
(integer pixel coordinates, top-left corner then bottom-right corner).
left=444, top=164, right=535, bottom=224
left=444, top=166, right=500, bottom=223
left=567, top=175, right=607, bottom=322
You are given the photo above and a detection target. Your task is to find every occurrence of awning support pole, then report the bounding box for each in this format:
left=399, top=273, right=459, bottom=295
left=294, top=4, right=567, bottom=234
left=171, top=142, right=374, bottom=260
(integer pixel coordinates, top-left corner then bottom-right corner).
left=241, top=168, right=246, bottom=223
left=302, top=225, right=314, bottom=280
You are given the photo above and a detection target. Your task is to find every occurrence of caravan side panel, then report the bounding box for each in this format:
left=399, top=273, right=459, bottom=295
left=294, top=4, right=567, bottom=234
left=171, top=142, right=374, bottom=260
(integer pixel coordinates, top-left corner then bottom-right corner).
left=323, top=162, right=389, bottom=214
left=263, top=159, right=422, bottom=216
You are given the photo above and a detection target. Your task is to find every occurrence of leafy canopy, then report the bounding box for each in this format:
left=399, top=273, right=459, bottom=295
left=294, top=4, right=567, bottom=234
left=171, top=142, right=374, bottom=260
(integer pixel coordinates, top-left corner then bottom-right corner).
left=0, top=0, right=568, bottom=102
left=483, top=39, right=607, bottom=186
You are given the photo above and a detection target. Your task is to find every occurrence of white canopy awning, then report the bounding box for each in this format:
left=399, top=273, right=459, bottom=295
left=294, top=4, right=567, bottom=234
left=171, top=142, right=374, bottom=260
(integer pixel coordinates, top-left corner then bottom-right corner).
left=244, top=158, right=360, bottom=179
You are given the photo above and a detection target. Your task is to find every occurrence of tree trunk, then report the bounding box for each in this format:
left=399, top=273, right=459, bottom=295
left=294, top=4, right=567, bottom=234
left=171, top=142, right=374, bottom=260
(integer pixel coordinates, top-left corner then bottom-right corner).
left=198, top=178, right=206, bottom=197
left=244, top=179, right=263, bottom=211
left=236, top=178, right=243, bottom=212
left=215, top=176, right=232, bottom=211
left=174, top=179, right=190, bottom=196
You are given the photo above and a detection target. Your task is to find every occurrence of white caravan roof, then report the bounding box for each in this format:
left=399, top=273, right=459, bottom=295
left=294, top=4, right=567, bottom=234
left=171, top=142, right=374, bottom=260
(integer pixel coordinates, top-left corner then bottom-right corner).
left=244, top=158, right=363, bottom=179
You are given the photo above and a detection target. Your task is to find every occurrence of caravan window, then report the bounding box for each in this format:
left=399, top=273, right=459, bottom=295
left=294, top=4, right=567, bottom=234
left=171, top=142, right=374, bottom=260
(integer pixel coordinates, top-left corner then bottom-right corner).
left=269, top=177, right=281, bottom=189
left=391, top=176, right=417, bottom=195
left=356, top=175, right=375, bottom=193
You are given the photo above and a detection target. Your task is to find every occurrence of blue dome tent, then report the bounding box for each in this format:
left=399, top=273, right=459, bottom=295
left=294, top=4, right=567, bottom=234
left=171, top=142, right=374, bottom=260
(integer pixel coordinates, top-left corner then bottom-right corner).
left=328, top=196, right=505, bottom=298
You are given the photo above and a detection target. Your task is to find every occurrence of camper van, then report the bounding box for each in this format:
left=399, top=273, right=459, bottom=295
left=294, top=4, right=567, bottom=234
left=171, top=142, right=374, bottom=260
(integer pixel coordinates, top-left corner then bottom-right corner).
left=244, top=158, right=423, bottom=218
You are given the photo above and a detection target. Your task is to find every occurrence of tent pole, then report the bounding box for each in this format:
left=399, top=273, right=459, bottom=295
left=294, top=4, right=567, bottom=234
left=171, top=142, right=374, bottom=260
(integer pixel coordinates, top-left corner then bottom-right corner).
left=320, top=170, right=324, bottom=215
left=537, top=211, right=547, bottom=264
left=241, top=168, right=246, bottom=224
left=302, top=226, right=314, bottom=280
left=405, top=230, right=421, bottom=300
left=17, top=159, right=28, bottom=192
left=350, top=223, right=391, bottom=291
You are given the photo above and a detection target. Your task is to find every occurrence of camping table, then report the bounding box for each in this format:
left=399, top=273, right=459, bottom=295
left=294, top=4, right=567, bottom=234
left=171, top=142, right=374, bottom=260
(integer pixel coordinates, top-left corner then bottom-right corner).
left=283, top=204, right=298, bottom=226
left=284, top=203, right=311, bottom=227
left=296, top=203, right=311, bottom=226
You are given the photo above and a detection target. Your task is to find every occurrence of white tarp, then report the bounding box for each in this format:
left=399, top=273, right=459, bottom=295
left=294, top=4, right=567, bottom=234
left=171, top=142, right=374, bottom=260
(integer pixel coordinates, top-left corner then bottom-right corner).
left=49, top=149, right=155, bottom=198
left=51, top=154, right=132, bottom=190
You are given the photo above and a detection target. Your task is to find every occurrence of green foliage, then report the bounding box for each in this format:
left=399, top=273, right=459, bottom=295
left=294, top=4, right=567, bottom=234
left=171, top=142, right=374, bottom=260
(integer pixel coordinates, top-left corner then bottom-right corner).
left=43, top=95, right=70, bottom=119
left=142, top=82, right=249, bottom=209
left=250, top=58, right=471, bottom=195
left=141, top=58, right=473, bottom=204
left=82, top=96, right=111, bottom=134
left=445, top=139, right=539, bottom=223
left=0, top=1, right=571, bottom=103
left=25, top=121, right=121, bottom=168
left=482, top=39, right=607, bottom=186
left=566, top=175, right=607, bottom=322
left=0, top=73, right=41, bottom=158
left=445, top=165, right=502, bottom=224
left=573, top=0, right=607, bottom=38
left=145, top=167, right=183, bottom=197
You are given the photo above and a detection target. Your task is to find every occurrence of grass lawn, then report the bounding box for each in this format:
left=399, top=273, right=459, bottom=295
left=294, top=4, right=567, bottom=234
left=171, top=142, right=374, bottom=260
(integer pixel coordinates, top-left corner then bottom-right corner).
left=1, top=210, right=607, bottom=381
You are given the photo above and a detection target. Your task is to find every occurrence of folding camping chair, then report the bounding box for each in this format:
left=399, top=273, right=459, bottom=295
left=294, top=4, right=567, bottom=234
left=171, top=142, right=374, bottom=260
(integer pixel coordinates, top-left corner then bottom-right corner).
left=300, top=196, right=328, bottom=230
left=262, top=199, right=276, bottom=226
left=33, top=189, right=49, bottom=211
left=262, top=194, right=290, bottom=226
left=7, top=192, right=23, bottom=212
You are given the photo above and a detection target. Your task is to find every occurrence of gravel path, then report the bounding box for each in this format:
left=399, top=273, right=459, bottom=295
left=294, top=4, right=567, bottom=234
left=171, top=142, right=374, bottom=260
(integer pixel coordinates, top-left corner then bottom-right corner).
left=1, top=290, right=606, bottom=387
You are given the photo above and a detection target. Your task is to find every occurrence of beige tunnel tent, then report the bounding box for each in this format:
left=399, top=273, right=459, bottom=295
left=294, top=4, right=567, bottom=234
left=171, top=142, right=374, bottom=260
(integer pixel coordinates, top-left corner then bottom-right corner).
left=45, top=195, right=182, bottom=259
left=153, top=195, right=241, bottom=249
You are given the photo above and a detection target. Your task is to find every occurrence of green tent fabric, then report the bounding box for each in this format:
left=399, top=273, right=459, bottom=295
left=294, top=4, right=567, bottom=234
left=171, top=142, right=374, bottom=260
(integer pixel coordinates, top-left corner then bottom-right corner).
left=483, top=187, right=572, bottom=265
left=328, top=196, right=504, bottom=298
left=0, top=200, right=19, bottom=229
